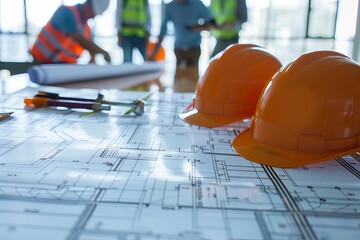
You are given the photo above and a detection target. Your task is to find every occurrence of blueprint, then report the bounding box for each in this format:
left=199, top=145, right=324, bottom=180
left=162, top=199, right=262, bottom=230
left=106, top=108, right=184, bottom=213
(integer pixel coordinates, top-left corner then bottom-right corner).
left=0, top=86, right=359, bottom=240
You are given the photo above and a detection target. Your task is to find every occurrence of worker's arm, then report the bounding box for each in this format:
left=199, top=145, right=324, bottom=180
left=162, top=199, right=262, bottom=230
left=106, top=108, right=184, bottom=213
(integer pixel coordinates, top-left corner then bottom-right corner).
left=146, top=35, right=163, bottom=61
left=51, top=7, right=111, bottom=63
left=70, top=32, right=111, bottom=63
left=187, top=19, right=217, bottom=31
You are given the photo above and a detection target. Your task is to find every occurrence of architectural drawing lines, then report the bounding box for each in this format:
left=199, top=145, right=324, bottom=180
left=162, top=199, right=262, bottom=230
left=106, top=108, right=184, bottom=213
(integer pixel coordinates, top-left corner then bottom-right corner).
left=254, top=212, right=271, bottom=240
left=0, top=88, right=359, bottom=239
left=337, top=158, right=360, bottom=179
left=263, top=165, right=317, bottom=240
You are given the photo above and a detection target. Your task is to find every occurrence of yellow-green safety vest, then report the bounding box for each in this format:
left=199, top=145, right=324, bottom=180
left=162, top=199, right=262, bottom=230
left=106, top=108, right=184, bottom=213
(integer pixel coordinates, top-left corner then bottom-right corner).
left=121, top=0, right=148, bottom=37
left=211, top=0, right=240, bottom=39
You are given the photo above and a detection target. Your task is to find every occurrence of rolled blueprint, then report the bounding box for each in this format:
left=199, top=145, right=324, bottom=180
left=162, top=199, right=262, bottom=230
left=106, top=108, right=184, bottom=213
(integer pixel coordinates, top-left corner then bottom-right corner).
left=28, top=62, right=163, bottom=85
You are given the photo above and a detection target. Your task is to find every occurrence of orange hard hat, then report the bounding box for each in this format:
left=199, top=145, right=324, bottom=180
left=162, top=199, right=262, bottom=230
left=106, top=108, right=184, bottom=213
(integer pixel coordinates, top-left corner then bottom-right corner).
left=146, top=41, right=165, bottom=61
left=179, top=44, right=282, bottom=127
left=232, top=50, right=360, bottom=168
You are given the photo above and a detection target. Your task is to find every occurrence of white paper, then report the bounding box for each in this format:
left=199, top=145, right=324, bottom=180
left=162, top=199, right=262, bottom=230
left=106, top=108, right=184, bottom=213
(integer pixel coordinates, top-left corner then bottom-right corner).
left=28, top=62, right=163, bottom=85
left=0, top=86, right=359, bottom=240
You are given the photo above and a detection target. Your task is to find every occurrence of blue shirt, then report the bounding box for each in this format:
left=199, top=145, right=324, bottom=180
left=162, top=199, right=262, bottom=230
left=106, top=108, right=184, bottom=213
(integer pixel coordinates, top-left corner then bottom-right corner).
left=159, top=0, right=213, bottom=49
left=51, top=5, right=86, bottom=35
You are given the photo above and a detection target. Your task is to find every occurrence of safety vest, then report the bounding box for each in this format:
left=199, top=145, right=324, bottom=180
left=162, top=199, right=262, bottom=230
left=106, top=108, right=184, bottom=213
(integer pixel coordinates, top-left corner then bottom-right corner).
left=121, top=0, right=148, bottom=37
left=30, top=6, right=90, bottom=63
left=211, top=0, right=240, bottom=39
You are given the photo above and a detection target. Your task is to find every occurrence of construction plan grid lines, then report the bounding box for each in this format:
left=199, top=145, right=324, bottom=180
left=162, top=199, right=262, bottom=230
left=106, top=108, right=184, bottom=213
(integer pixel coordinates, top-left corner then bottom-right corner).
left=0, top=86, right=359, bottom=240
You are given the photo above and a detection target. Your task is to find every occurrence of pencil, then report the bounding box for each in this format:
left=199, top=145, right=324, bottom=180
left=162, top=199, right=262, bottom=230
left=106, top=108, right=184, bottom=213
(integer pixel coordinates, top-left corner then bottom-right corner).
left=0, top=112, right=13, bottom=121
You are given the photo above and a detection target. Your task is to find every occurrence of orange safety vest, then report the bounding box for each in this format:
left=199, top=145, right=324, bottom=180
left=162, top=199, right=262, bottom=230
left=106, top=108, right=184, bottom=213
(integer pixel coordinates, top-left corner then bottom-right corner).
left=31, top=5, right=91, bottom=63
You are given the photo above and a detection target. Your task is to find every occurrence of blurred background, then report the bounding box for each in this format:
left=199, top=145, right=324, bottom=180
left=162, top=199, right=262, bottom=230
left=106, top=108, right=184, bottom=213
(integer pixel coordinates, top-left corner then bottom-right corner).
left=0, top=0, right=359, bottom=75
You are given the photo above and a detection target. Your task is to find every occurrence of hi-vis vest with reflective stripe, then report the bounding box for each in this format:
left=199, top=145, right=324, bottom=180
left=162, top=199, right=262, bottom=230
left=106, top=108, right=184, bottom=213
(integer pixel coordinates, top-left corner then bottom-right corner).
left=211, top=0, right=240, bottom=39
left=121, top=0, right=148, bottom=37
left=31, top=6, right=90, bottom=63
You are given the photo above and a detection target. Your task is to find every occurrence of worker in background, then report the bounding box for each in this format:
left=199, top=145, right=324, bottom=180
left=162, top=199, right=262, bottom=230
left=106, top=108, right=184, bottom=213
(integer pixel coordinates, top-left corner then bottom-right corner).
left=30, top=0, right=111, bottom=64
left=147, top=0, right=214, bottom=68
left=116, top=0, right=151, bottom=63
left=210, top=0, right=248, bottom=58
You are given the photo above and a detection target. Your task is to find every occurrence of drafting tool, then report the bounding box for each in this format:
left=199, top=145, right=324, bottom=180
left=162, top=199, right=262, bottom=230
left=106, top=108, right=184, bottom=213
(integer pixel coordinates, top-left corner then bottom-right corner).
left=35, top=91, right=149, bottom=115
left=124, top=93, right=153, bottom=115
left=0, top=112, right=13, bottom=121
left=79, top=99, right=145, bottom=117
left=123, top=99, right=145, bottom=115
left=24, top=97, right=110, bottom=111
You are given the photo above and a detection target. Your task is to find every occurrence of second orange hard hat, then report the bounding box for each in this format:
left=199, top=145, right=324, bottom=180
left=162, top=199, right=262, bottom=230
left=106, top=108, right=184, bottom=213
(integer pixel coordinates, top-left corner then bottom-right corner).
left=232, top=50, right=360, bottom=168
left=179, top=44, right=282, bottom=127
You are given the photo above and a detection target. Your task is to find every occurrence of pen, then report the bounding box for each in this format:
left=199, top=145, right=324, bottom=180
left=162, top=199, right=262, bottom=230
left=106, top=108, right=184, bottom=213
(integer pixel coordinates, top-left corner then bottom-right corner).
left=0, top=112, right=13, bottom=121
left=35, top=91, right=143, bottom=107
left=24, top=97, right=110, bottom=111
left=35, top=91, right=104, bottom=103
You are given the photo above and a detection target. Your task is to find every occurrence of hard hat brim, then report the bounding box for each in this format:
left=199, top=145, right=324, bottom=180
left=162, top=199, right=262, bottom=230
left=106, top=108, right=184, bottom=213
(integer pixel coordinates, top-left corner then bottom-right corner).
left=179, top=108, right=251, bottom=128
left=232, top=128, right=360, bottom=168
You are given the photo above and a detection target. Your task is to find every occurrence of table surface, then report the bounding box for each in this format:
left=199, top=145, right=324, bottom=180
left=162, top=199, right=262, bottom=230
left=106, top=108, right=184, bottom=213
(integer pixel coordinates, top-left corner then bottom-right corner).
left=0, top=73, right=359, bottom=240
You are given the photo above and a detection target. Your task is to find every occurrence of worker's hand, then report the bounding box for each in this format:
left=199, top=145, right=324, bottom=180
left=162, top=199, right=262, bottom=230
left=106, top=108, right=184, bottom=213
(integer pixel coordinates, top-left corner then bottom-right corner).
left=146, top=52, right=155, bottom=61
left=89, top=54, right=96, bottom=63
left=218, top=22, right=235, bottom=29
left=146, top=36, right=163, bottom=61
left=103, top=51, right=111, bottom=63
left=187, top=19, right=216, bottom=31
